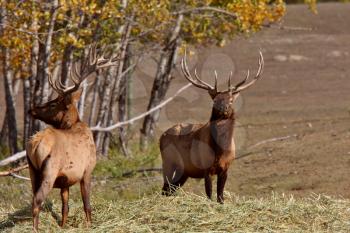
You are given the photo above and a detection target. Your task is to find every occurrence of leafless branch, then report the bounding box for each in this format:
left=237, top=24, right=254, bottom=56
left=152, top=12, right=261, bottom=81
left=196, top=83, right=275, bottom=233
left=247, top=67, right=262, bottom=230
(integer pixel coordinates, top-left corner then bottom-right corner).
left=262, top=22, right=313, bottom=31
left=0, top=164, right=30, bottom=181
left=122, top=167, right=163, bottom=177
left=247, top=134, right=298, bottom=149
left=91, top=83, right=192, bottom=132
left=173, top=7, right=237, bottom=19
left=10, top=173, right=30, bottom=181
left=0, top=164, right=29, bottom=176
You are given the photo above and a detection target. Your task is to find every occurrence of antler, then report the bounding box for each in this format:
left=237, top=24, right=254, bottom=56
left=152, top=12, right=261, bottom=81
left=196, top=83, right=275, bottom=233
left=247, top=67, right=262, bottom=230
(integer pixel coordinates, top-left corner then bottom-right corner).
left=230, top=51, right=264, bottom=94
left=181, top=50, right=218, bottom=95
left=49, top=44, right=119, bottom=95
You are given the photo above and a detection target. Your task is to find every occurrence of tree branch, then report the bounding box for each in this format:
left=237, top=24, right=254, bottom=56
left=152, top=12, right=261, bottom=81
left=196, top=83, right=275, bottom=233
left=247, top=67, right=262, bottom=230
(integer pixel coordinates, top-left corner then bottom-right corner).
left=247, top=134, right=298, bottom=149
left=173, top=7, right=237, bottom=19
left=0, top=164, right=28, bottom=176
left=91, top=83, right=192, bottom=132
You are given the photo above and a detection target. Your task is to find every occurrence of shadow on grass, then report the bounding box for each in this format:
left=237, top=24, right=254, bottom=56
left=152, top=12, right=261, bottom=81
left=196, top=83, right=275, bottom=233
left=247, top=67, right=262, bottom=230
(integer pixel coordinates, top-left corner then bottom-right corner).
left=0, top=200, right=60, bottom=231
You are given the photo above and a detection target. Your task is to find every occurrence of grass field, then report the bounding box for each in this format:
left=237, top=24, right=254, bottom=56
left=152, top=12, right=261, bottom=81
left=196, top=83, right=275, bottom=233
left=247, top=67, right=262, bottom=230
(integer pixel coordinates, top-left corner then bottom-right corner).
left=1, top=191, right=350, bottom=232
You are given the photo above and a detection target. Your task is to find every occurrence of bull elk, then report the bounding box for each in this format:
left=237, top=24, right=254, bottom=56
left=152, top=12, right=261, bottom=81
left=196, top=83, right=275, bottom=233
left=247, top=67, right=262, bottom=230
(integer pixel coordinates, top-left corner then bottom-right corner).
left=160, top=51, right=264, bottom=203
left=26, top=45, right=118, bottom=231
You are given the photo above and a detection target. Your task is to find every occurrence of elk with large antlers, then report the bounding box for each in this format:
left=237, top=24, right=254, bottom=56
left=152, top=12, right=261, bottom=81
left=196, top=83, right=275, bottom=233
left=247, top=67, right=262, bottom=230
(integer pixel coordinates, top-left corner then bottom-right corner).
left=160, top=51, right=264, bottom=203
left=26, top=45, right=118, bottom=231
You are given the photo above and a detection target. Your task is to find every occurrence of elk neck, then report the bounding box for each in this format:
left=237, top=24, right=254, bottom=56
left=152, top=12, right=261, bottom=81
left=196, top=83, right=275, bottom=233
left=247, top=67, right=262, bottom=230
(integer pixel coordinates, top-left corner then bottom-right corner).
left=209, top=109, right=235, bottom=156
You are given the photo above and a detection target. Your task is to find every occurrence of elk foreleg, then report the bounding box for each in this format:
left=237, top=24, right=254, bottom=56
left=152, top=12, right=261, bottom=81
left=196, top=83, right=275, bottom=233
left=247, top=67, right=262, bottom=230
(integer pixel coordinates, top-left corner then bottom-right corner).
left=80, top=174, right=92, bottom=226
left=60, top=187, right=69, bottom=227
left=217, top=170, right=228, bottom=204
left=204, top=173, right=212, bottom=200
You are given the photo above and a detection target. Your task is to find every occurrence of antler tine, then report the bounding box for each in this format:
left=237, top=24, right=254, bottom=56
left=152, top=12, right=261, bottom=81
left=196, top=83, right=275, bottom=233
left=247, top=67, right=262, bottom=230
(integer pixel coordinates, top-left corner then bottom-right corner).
left=214, top=70, right=218, bottom=92
left=193, top=69, right=214, bottom=90
left=57, top=74, right=69, bottom=90
left=180, top=50, right=208, bottom=90
left=232, top=51, right=264, bottom=94
left=234, top=70, right=250, bottom=89
left=48, top=73, right=65, bottom=95
left=180, top=49, right=217, bottom=93
left=89, top=43, right=98, bottom=66
left=181, top=54, right=198, bottom=85
left=48, top=43, right=120, bottom=96
left=71, top=63, right=82, bottom=84
left=228, top=71, right=233, bottom=90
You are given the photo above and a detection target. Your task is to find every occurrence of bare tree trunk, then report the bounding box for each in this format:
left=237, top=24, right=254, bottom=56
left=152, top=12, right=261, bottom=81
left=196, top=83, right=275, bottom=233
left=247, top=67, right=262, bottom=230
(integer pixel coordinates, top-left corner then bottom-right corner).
left=98, top=1, right=131, bottom=155
left=116, top=44, right=132, bottom=156
left=32, top=0, right=58, bottom=132
left=0, top=4, right=18, bottom=154
left=101, top=22, right=132, bottom=155
left=140, top=15, right=183, bottom=150
left=93, top=68, right=115, bottom=154
left=0, top=5, right=8, bottom=147
left=29, top=10, right=40, bottom=134
left=2, top=47, right=19, bottom=154
left=88, top=72, right=102, bottom=126
left=0, top=114, right=9, bottom=147
left=78, top=79, right=88, bottom=119
left=41, top=0, right=59, bottom=103
left=23, top=77, right=31, bottom=146
left=61, top=43, right=74, bottom=86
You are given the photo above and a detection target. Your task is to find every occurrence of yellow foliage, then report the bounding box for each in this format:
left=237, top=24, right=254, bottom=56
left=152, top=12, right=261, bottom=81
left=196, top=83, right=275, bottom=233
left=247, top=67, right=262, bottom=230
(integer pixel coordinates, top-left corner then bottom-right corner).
left=0, top=0, right=315, bottom=75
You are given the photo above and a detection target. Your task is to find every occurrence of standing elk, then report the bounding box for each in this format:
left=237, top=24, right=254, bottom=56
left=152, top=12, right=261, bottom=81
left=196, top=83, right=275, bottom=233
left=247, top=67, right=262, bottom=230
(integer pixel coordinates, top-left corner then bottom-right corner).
left=160, top=51, right=264, bottom=203
left=26, top=45, right=118, bottom=231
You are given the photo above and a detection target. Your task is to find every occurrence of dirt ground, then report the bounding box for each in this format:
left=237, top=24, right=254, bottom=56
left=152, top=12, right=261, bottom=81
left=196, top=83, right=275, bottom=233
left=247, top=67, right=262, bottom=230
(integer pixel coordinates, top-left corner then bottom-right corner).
left=1, top=3, right=350, bottom=199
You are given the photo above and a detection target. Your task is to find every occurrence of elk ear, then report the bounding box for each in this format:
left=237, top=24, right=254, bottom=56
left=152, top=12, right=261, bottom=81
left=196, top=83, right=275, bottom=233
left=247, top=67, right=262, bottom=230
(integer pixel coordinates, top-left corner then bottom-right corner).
left=71, top=89, right=83, bottom=104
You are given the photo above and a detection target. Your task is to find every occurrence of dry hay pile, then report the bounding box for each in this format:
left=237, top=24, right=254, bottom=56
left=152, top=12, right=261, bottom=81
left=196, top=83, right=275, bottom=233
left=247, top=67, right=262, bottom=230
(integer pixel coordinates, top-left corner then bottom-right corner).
left=1, top=191, right=349, bottom=232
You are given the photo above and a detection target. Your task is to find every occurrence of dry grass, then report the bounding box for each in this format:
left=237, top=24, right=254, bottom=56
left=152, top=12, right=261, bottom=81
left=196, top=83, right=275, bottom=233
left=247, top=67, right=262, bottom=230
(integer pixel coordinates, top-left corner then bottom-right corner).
left=1, top=191, right=350, bottom=233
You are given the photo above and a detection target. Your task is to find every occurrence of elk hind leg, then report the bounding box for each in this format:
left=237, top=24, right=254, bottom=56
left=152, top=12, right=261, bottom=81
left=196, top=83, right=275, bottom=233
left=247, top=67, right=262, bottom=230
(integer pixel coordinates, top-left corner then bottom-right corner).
left=32, top=173, right=56, bottom=231
left=162, top=164, right=186, bottom=195
left=60, top=187, right=69, bottom=227
left=28, top=163, right=41, bottom=194
left=80, top=174, right=92, bottom=226
left=162, top=163, right=176, bottom=196
left=32, top=156, right=58, bottom=231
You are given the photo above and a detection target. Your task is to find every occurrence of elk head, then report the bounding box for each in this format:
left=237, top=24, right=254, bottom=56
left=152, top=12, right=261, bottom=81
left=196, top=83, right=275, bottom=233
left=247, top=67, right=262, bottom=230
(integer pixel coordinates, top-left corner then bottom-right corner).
left=29, top=44, right=119, bottom=129
left=181, top=51, right=264, bottom=121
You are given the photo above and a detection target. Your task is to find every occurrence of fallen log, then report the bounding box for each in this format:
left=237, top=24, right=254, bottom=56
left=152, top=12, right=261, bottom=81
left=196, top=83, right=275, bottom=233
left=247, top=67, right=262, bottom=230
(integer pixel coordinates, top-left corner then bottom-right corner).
left=0, top=151, right=26, bottom=167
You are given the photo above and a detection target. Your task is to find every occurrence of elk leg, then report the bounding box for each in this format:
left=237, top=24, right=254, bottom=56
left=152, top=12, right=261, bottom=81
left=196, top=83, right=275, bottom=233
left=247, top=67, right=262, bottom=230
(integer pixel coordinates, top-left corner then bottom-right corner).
left=217, top=170, right=228, bottom=204
left=80, top=175, right=92, bottom=226
left=174, top=175, right=188, bottom=188
left=28, top=164, right=41, bottom=194
left=161, top=163, right=176, bottom=196
left=204, top=174, right=212, bottom=200
left=162, top=183, right=171, bottom=196
left=32, top=175, right=56, bottom=231
left=60, top=187, right=69, bottom=227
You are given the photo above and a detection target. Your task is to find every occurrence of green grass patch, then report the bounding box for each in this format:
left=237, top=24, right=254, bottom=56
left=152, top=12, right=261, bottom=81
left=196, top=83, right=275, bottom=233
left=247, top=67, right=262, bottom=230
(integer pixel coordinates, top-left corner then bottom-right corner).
left=94, top=142, right=161, bottom=179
